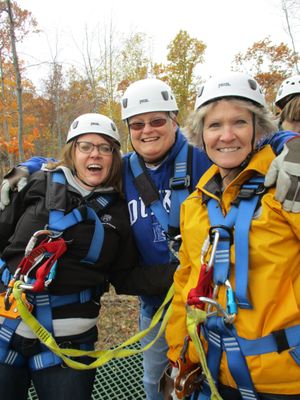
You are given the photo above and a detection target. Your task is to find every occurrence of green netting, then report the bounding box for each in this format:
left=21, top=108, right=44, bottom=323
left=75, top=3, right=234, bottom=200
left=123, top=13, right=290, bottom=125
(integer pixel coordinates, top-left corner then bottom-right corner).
left=27, top=344, right=146, bottom=400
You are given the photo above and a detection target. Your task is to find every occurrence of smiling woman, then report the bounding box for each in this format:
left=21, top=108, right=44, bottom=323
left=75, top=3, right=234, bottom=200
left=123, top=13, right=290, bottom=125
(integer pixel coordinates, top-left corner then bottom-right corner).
left=74, top=134, right=115, bottom=190
left=165, top=73, right=300, bottom=400
left=0, top=112, right=177, bottom=400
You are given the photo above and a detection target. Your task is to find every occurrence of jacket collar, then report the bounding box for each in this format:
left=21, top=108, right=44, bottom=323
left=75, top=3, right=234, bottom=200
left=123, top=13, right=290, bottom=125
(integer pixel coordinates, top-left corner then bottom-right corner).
left=198, top=145, right=275, bottom=200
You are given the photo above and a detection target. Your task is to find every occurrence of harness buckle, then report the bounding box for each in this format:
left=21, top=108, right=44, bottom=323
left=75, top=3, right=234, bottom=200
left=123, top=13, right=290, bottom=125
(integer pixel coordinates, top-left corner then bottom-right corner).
left=209, top=225, right=233, bottom=245
left=169, top=175, right=190, bottom=190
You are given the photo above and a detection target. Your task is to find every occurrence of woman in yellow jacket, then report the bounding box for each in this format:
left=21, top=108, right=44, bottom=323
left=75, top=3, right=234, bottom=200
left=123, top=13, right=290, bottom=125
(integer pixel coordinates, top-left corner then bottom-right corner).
left=165, top=72, right=300, bottom=400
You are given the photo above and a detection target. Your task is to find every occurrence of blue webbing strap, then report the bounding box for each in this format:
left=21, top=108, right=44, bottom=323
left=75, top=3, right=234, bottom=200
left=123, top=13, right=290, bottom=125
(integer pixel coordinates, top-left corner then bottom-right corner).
left=201, top=176, right=266, bottom=398
left=0, top=258, right=11, bottom=286
left=129, top=153, right=169, bottom=232
left=203, top=317, right=260, bottom=400
left=26, top=289, right=94, bottom=371
left=207, top=176, right=264, bottom=307
left=207, top=200, right=238, bottom=284
left=0, top=318, right=25, bottom=367
left=169, top=141, right=190, bottom=229
left=48, top=171, right=106, bottom=264
left=234, top=177, right=264, bottom=309
left=129, top=142, right=190, bottom=234
left=29, top=293, right=61, bottom=370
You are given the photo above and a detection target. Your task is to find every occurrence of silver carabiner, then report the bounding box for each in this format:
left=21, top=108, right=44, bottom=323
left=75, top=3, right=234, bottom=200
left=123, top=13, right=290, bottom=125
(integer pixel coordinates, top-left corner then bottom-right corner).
left=206, top=284, right=219, bottom=315
left=24, top=229, right=62, bottom=256
left=168, top=234, right=181, bottom=261
left=207, top=229, right=220, bottom=271
left=199, top=296, right=235, bottom=324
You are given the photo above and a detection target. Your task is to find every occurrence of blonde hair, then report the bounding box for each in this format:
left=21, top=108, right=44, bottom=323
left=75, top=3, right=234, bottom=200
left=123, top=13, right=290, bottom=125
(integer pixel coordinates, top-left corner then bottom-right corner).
left=184, top=98, right=277, bottom=149
left=46, top=136, right=123, bottom=194
left=280, top=95, right=300, bottom=125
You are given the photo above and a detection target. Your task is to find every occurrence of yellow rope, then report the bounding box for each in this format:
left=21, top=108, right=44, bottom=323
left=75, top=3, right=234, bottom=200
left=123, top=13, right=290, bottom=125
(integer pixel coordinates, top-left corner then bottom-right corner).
left=12, top=281, right=174, bottom=370
left=186, top=306, right=222, bottom=400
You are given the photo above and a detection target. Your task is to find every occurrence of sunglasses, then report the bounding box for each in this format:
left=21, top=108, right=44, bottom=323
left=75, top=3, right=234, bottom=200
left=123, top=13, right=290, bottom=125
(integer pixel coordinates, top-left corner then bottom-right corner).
left=128, top=118, right=168, bottom=131
left=76, top=141, right=114, bottom=155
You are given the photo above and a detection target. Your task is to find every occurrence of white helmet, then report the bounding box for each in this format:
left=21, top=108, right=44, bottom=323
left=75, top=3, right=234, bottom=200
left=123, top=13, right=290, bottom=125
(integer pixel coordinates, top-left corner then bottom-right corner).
left=275, top=74, right=300, bottom=110
left=67, top=113, right=120, bottom=145
left=121, top=78, right=178, bottom=120
left=194, top=72, right=266, bottom=110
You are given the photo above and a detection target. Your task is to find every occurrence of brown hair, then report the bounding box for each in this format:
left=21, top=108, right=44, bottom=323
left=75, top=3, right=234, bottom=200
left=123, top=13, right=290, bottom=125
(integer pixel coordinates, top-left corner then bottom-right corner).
left=280, top=95, right=300, bottom=125
left=46, top=136, right=123, bottom=194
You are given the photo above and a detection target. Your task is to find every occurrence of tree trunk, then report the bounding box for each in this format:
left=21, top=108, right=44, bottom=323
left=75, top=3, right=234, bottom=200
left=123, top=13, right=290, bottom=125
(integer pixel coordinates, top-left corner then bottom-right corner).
left=6, top=0, right=25, bottom=162
left=0, top=50, right=13, bottom=168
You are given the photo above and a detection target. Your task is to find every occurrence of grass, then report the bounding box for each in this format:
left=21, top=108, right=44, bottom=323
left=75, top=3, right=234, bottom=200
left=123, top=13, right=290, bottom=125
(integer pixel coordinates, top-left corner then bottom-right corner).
left=96, top=286, right=140, bottom=349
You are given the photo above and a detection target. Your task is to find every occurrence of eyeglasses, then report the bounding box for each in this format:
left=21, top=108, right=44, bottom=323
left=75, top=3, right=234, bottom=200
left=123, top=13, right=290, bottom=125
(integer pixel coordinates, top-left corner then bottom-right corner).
left=128, top=118, right=168, bottom=131
left=76, top=141, right=114, bottom=155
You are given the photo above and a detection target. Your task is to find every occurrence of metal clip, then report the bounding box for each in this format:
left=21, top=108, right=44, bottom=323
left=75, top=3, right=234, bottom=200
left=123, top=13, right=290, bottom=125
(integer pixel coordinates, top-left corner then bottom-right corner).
left=207, top=229, right=220, bottom=271
left=168, top=234, right=181, bottom=261
left=24, top=229, right=62, bottom=257
left=199, top=296, right=235, bottom=324
left=206, top=284, right=219, bottom=315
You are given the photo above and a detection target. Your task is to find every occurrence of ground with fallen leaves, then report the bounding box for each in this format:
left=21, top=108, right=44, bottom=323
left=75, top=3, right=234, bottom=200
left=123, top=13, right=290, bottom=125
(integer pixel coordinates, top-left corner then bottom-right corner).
left=96, top=286, right=140, bottom=349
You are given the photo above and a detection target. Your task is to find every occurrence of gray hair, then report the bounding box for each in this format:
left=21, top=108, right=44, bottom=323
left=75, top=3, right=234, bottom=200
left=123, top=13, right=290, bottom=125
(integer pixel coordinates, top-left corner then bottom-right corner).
left=184, top=98, right=277, bottom=149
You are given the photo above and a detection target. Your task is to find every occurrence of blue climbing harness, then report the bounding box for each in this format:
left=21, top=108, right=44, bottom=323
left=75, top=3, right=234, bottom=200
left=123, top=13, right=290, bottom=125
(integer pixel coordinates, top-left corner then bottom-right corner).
left=0, top=170, right=114, bottom=370
left=194, top=175, right=300, bottom=400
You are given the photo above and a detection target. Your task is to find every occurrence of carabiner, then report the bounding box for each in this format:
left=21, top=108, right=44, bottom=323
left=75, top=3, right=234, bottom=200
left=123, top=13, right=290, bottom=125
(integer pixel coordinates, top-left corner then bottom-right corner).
left=199, top=296, right=235, bottom=324
left=24, top=229, right=62, bottom=257
left=207, top=229, right=220, bottom=270
left=200, top=229, right=220, bottom=272
left=168, top=234, right=181, bottom=261
left=206, top=284, right=219, bottom=315
left=200, top=235, right=210, bottom=265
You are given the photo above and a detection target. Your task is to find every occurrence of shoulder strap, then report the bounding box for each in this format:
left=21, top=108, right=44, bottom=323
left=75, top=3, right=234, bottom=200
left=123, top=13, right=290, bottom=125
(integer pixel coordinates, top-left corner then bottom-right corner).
left=169, top=142, right=191, bottom=234
left=46, top=171, right=113, bottom=264
left=129, top=141, right=191, bottom=236
left=207, top=175, right=265, bottom=309
left=129, top=152, right=169, bottom=232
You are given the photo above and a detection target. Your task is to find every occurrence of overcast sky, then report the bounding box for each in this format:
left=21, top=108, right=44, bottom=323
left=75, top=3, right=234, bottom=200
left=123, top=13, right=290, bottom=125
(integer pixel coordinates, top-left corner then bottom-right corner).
left=16, top=0, right=300, bottom=90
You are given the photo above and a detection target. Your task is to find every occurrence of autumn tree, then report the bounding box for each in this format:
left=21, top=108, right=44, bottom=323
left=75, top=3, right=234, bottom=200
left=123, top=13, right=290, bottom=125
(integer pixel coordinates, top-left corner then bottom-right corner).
left=0, top=0, right=38, bottom=165
left=233, top=37, right=299, bottom=107
left=165, top=30, right=206, bottom=121
left=118, top=32, right=150, bottom=92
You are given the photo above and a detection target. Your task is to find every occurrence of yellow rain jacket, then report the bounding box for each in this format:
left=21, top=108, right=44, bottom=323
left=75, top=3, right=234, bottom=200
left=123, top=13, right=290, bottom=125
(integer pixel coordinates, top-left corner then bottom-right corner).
left=166, top=145, right=300, bottom=395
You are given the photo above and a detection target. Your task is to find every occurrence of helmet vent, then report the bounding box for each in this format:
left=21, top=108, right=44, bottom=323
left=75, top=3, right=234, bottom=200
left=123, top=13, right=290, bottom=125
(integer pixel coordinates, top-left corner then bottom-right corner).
left=197, top=86, right=204, bottom=98
left=122, top=98, right=128, bottom=108
left=161, top=91, right=169, bottom=101
left=111, top=123, right=116, bottom=131
left=248, top=79, right=257, bottom=90
left=72, top=121, right=79, bottom=129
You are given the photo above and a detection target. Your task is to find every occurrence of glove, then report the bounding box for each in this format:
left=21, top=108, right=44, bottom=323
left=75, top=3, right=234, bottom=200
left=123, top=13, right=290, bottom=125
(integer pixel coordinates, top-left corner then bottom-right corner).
left=264, top=138, right=300, bottom=212
left=0, top=166, right=29, bottom=210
